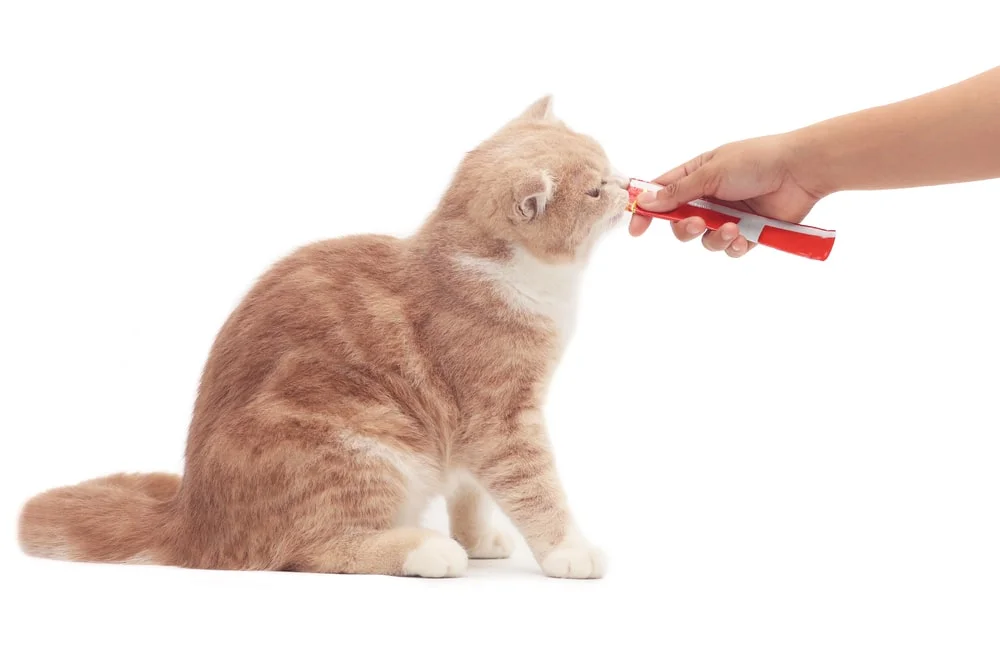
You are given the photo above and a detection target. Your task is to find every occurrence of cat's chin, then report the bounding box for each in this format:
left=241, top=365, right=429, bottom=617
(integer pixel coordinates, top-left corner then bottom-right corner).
left=606, top=209, right=630, bottom=230
left=575, top=210, right=628, bottom=258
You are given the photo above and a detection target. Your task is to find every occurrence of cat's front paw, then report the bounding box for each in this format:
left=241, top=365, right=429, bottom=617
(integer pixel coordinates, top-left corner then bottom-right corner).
left=465, top=529, right=515, bottom=559
left=541, top=544, right=606, bottom=579
left=402, top=536, right=469, bottom=578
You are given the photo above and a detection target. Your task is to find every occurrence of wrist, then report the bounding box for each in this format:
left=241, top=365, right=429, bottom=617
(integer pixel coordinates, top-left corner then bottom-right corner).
left=784, top=124, right=840, bottom=198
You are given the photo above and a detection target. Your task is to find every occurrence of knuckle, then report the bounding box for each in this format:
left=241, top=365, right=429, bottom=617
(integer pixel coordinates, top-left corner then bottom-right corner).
left=700, top=167, right=721, bottom=196
left=681, top=154, right=704, bottom=178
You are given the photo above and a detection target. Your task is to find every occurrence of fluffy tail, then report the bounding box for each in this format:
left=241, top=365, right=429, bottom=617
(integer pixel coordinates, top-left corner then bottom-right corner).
left=18, top=472, right=181, bottom=565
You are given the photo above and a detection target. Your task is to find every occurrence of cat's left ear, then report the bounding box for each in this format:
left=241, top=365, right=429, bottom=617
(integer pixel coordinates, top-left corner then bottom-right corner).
left=512, top=170, right=554, bottom=223
left=517, top=95, right=556, bottom=122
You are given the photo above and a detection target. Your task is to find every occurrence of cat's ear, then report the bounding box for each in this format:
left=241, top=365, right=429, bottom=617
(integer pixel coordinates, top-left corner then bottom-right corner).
left=512, top=170, right=554, bottom=223
left=517, top=95, right=555, bottom=123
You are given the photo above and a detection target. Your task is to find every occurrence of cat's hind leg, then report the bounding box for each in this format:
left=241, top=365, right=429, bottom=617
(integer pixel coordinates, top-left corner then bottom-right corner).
left=294, top=527, right=468, bottom=577
left=447, top=473, right=514, bottom=559
left=281, top=429, right=466, bottom=577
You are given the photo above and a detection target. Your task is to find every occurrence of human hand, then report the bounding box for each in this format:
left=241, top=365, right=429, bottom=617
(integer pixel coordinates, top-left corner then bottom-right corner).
left=629, top=132, right=824, bottom=258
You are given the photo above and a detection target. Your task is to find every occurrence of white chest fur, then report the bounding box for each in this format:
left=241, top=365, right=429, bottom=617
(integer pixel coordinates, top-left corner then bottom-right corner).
left=455, top=246, right=583, bottom=345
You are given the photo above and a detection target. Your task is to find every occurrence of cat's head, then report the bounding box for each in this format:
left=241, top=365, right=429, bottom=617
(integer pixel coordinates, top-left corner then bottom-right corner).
left=442, top=96, right=629, bottom=263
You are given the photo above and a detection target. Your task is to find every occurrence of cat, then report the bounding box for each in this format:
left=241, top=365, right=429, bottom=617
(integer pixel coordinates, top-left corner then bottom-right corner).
left=18, top=96, right=630, bottom=579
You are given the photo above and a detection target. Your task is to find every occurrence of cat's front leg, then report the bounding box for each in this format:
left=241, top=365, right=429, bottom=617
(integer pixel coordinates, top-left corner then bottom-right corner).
left=446, top=475, right=514, bottom=559
left=470, top=414, right=605, bottom=579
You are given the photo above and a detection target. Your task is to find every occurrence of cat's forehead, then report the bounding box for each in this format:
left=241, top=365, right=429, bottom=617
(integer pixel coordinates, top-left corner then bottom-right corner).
left=523, top=131, right=608, bottom=171
left=502, top=121, right=603, bottom=152
left=552, top=142, right=610, bottom=178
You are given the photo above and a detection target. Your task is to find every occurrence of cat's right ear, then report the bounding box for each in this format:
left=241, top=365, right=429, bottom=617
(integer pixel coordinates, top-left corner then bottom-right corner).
left=517, top=95, right=555, bottom=123
left=511, top=170, right=554, bottom=223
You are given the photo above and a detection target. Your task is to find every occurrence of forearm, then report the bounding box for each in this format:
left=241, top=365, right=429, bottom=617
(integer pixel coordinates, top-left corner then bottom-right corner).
left=793, top=66, right=1000, bottom=195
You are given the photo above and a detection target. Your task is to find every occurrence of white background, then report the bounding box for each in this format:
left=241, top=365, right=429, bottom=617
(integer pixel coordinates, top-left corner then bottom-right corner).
left=1, top=1, right=997, bottom=665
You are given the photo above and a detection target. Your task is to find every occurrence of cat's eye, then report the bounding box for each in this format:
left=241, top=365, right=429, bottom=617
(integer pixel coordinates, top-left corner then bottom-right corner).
left=586, top=187, right=601, bottom=198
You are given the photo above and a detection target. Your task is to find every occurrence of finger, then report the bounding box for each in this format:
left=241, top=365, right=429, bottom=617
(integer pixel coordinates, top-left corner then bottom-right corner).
left=651, top=152, right=711, bottom=186
left=640, top=169, right=714, bottom=213
left=725, top=236, right=755, bottom=258
left=633, top=154, right=713, bottom=213
left=701, top=222, right=741, bottom=252
left=702, top=195, right=753, bottom=214
left=651, top=164, right=694, bottom=188
left=671, top=216, right=706, bottom=242
left=629, top=214, right=652, bottom=237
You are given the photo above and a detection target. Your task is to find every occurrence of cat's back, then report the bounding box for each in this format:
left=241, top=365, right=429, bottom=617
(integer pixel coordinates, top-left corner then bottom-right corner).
left=193, top=233, right=420, bottom=424
left=279, top=232, right=409, bottom=288
left=243, top=232, right=414, bottom=320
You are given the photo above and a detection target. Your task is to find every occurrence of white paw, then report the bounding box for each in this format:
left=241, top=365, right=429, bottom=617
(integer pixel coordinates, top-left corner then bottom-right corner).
left=541, top=544, right=606, bottom=579
left=402, top=537, right=469, bottom=578
left=465, top=530, right=515, bottom=559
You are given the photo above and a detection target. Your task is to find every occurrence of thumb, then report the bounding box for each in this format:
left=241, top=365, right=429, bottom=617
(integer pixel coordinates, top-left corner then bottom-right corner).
left=638, top=160, right=715, bottom=211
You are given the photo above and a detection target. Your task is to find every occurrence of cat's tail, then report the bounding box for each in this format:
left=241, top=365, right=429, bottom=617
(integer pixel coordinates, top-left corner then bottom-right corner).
left=18, top=472, right=181, bottom=565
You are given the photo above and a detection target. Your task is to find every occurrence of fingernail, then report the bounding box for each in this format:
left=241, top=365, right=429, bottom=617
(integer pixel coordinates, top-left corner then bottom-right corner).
left=637, top=192, right=656, bottom=206
left=685, top=222, right=702, bottom=235
left=721, top=227, right=737, bottom=241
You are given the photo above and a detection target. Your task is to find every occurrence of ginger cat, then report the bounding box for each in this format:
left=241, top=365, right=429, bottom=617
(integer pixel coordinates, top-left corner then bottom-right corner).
left=19, top=96, right=629, bottom=579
